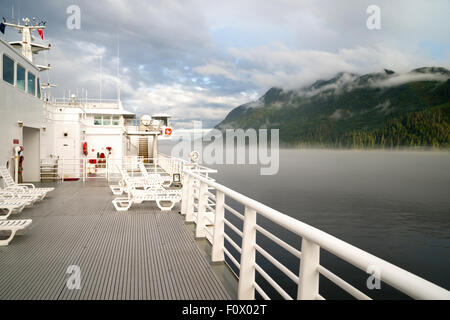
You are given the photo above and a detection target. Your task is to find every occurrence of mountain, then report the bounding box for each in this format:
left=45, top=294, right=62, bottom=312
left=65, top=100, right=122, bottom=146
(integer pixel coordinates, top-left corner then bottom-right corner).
left=216, top=67, right=450, bottom=148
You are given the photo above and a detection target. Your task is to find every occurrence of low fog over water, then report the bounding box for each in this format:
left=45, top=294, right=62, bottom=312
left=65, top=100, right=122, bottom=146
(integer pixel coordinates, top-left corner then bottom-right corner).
left=160, top=143, right=450, bottom=298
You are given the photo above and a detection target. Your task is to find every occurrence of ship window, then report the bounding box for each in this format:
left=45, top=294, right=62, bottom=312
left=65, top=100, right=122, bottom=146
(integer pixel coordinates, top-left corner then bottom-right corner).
left=112, top=116, right=120, bottom=125
left=103, top=116, right=111, bottom=126
left=17, top=64, right=26, bottom=91
left=27, top=72, right=36, bottom=96
left=37, top=78, right=41, bottom=99
left=94, top=116, right=102, bottom=125
left=2, top=54, right=14, bottom=85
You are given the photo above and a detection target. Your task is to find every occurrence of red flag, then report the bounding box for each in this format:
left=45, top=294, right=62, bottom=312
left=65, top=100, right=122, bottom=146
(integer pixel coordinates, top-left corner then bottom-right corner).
left=37, top=29, right=44, bottom=40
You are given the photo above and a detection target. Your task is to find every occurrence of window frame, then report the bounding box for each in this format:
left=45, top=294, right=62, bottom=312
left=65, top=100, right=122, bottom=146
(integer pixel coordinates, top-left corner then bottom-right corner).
left=112, top=115, right=120, bottom=126
left=102, top=116, right=112, bottom=126
left=37, top=77, right=41, bottom=99
left=16, top=63, right=26, bottom=91
left=93, top=115, right=122, bottom=126
left=27, top=71, right=36, bottom=96
left=94, top=116, right=102, bottom=126
left=2, top=54, right=15, bottom=86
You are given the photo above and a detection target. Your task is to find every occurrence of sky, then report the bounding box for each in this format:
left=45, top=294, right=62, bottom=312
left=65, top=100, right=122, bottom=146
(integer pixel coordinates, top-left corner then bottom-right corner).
left=1, top=0, right=449, bottom=128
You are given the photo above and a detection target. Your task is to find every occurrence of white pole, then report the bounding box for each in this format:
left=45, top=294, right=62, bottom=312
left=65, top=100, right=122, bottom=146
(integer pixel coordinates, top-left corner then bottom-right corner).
left=14, top=155, right=19, bottom=183
left=297, top=238, right=320, bottom=299
left=99, top=56, right=102, bottom=106
left=180, top=174, right=190, bottom=215
left=211, top=191, right=225, bottom=262
left=185, top=176, right=195, bottom=222
left=238, top=205, right=257, bottom=299
left=195, top=181, right=208, bottom=238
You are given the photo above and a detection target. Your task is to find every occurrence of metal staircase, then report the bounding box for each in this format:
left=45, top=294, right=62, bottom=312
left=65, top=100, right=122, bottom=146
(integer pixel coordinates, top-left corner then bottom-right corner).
left=139, top=137, right=149, bottom=161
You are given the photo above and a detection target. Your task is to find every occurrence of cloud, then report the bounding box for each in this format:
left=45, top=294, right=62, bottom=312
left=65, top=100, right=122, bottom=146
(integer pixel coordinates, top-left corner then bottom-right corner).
left=194, top=44, right=436, bottom=91
left=371, top=72, right=450, bottom=88
left=6, top=0, right=449, bottom=128
left=194, top=63, right=240, bottom=81
left=123, top=83, right=254, bottom=124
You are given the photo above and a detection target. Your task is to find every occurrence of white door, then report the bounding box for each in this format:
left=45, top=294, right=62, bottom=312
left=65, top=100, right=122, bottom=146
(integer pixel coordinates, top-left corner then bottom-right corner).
left=22, top=127, right=41, bottom=182
left=56, top=138, right=78, bottom=179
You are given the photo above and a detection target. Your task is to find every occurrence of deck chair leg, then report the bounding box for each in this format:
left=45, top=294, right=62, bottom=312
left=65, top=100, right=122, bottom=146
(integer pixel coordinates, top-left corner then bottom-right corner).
left=0, top=208, right=13, bottom=220
left=0, top=230, right=17, bottom=246
left=112, top=199, right=132, bottom=211
left=13, top=205, right=26, bottom=214
left=156, top=200, right=175, bottom=211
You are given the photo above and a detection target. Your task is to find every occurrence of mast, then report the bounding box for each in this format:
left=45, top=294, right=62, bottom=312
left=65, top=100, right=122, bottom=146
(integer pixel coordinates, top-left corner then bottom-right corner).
left=3, top=17, right=50, bottom=63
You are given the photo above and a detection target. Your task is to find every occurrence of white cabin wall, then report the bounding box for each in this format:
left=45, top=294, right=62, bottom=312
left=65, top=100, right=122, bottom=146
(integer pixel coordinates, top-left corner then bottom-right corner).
left=128, top=136, right=140, bottom=156
left=0, top=39, right=47, bottom=181
left=85, top=133, right=123, bottom=159
left=40, top=122, right=56, bottom=159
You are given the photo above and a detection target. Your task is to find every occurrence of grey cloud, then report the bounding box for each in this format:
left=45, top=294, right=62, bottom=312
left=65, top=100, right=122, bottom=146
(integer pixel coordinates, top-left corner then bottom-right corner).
left=2, top=0, right=448, bottom=128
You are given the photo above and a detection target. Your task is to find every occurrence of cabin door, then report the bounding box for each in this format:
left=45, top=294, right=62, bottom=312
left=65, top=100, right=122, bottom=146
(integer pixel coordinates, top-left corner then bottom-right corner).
left=56, top=138, right=78, bottom=179
left=22, top=127, right=41, bottom=182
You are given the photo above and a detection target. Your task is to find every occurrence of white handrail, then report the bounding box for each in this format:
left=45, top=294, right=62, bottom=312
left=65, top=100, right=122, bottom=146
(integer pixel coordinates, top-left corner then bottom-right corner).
left=183, top=169, right=450, bottom=300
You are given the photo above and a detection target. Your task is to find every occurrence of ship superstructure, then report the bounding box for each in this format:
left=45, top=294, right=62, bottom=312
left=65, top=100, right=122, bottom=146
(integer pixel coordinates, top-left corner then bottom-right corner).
left=0, top=17, right=174, bottom=182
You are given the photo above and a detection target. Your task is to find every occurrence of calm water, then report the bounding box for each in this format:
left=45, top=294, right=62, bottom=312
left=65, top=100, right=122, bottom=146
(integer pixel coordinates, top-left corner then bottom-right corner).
left=162, top=144, right=450, bottom=299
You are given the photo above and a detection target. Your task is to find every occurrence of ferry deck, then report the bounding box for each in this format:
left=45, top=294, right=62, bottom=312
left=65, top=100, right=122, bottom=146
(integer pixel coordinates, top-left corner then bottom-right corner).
left=0, top=180, right=234, bottom=300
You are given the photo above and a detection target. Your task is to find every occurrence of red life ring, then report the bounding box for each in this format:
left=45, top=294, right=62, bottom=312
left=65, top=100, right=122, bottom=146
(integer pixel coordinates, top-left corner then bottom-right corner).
left=83, top=142, right=88, bottom=156
left=164, top=128, right=172, bottom=136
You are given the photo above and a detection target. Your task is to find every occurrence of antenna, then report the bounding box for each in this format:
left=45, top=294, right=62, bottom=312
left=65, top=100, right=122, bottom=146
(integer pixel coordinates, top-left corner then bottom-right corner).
left=117, top=33, right=121, bottom=106
left=99, top=55, right=102, bottom=106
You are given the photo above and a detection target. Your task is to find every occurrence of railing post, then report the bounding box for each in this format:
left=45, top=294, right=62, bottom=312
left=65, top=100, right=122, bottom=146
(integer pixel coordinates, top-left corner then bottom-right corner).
left=297, top=238, right=320, bottom=300
left=84, top=158, right=87, bottom=181
left=238, top=206, right=257, bottom=300
left=211, top=190, right=225, bottom=262
left=195, top=181, right=208, bottom=238
left=185, top=177, right=195, bottom=222
left=61, top=158, right=64, bottom=183
left=106, top=159, right=109, bottom=181
left=180, top=174, right=190, bottom=215
left=83, top=158, right=86, bottom=182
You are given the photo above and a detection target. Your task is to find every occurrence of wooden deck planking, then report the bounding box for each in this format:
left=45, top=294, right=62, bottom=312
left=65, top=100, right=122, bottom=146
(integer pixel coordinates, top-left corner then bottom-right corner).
left=0, top=181, right=230, bottom=300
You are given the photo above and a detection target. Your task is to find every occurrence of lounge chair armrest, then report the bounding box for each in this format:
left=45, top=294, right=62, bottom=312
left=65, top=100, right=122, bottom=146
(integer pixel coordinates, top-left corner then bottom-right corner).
left=0, top=190, right=16, bottom=197
left=5, top=186, right=27, bottom=192
left=18, top=183, right=36, bottom=189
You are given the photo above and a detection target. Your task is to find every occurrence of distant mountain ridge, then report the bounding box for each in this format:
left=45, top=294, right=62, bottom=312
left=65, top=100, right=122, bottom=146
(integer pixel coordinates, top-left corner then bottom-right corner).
left=216, top=67, right=450, bottom=148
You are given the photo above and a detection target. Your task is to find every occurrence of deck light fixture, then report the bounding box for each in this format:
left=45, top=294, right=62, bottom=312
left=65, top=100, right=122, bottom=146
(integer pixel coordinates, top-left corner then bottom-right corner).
left=173, top=173, right=181, bottom=187
left=18, top=121, right=23, bottom=127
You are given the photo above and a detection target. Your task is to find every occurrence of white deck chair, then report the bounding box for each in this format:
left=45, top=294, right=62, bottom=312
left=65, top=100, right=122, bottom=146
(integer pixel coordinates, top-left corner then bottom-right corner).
left=1, top=189, right=40, bottom=206
left=109, top=165, right=158, bottom=195
left=0, top=219, right=32, bottom=246
left=0, top=198, right=27, bottom=220
left=138, top=162, right=172, bottom=187
left=0, top=165, right=54, bottom=197
left=113, top=188, right=182, bottom=212
left=112, top=167, right=182, bottom=211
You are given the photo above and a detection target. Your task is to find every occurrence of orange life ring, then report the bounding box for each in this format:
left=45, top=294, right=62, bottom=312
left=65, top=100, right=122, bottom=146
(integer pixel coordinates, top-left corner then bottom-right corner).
left=164, top=128, right=172, bottom=136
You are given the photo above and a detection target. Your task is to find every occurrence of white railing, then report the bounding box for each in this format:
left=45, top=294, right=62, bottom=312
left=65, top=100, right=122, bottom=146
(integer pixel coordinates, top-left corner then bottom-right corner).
left=181, top=169, right=450, bottom=300
left=39, top=156, right=187, bottom=182
left=157, top=153, right=216, bottom=178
